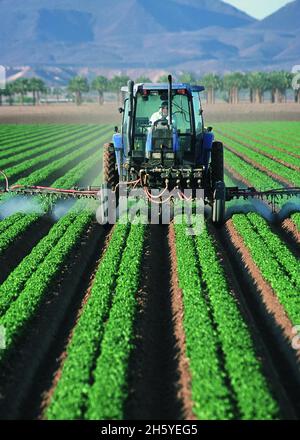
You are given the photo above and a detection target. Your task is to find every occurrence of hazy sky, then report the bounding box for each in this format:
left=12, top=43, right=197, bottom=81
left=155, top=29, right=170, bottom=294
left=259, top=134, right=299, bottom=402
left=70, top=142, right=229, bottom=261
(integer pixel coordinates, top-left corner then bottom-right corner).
left=223, top=0, right=294, bottom=19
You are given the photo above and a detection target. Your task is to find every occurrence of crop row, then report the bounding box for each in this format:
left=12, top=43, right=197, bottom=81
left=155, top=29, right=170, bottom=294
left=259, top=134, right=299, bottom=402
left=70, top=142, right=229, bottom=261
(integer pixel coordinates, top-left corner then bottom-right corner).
left=0, top=125, right=94, bottom=167
left=231, top=214, right=300, bottom=325
left=0, top=213, right=77, bottom=316
left=0, top=211, right=93, bottom=363
left=0, top=136, right=106, bottom=256
left=216, top=130, right=300, bottom=167
left=174, top=221, right=279, bottom=419
left=219, top=134, right=300, bottom=186
left=246, top=213, right=300, bottom=290
left=0, top=214, right=40, bottom=256
left=46, top=222, right=131, bottom=419
left=218, top=122, right=300, bottom=147
left=3, top=126, right=105, bottom=183
left=0, top=125, right=63, bottom=149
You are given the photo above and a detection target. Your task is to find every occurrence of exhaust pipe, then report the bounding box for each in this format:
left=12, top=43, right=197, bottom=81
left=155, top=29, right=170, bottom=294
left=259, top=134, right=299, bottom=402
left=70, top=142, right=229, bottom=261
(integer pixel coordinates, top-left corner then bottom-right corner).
left=168, top=74, right=172, bottom=127
left=127, top=80, right=134, bottom=153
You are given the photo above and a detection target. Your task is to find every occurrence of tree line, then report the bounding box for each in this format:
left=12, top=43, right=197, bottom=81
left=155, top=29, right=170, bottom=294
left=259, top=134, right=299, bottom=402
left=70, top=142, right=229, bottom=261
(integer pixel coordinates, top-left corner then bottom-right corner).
left=0, top=71, right=299, bottom=106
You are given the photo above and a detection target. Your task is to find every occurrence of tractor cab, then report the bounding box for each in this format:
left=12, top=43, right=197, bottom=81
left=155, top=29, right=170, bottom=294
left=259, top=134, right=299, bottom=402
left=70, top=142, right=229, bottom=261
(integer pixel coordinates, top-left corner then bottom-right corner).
left=120, top=82, right=207, bottom=169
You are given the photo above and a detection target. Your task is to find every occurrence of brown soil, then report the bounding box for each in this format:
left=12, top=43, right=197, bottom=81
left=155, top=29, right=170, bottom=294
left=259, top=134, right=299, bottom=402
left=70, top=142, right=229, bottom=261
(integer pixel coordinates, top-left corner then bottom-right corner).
left=282, top=219, right=300, bottom=246
left=1, top=102, right=300, bottom=125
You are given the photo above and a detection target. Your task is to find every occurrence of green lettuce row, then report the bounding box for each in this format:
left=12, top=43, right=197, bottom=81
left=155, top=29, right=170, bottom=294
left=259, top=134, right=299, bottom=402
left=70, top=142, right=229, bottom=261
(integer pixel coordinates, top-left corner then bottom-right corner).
left=0, top=211, right=93, bottom=363
left=3, top=126, right=104, bottom=182
left=247, top=213, right=300, bottom=290
left=194, top=225, right=280, bottom=420
left=0, top=213, right=78, bottom=317
left=0, top=125, right=93, bottom=167
left=0, top=136, right=107, bottom=261
left=0, top=125, right=64, bottom=150
left=46, top=222, right=130, bottom=420
left=86, top=222, right=146, bottom=420
left=232, top=214, right=300, bottom=325
left=224, top=149, right=279, bottom=190
left=216, top=130, right=300, bottom=167
left=0, top=214, right=40, bottom=256
left=219, top=134, right=300, bottom=186
left=173, top=223, right=233, bottom=420
left=0, top=213, right=26, bottom=235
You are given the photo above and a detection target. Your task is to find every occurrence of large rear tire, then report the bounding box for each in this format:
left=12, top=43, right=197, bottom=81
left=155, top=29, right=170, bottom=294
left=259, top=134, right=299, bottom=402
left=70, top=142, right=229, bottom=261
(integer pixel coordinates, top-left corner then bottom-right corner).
left=103, top=143, right=118, bottom=189
left=211, top=141, right=224, bottom=189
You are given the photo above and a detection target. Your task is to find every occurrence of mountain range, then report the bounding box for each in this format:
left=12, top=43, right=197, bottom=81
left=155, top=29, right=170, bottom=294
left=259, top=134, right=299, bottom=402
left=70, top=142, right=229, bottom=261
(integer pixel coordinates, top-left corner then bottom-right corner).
left=0, top=0, right=299, bottom=84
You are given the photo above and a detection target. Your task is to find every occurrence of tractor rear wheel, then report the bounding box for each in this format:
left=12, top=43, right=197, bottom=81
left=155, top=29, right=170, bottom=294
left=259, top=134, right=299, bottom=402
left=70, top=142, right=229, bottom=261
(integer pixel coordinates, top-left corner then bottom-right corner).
left=211, top=141, right=224, bottom=189
left=103, top=143, right=118, bottom=189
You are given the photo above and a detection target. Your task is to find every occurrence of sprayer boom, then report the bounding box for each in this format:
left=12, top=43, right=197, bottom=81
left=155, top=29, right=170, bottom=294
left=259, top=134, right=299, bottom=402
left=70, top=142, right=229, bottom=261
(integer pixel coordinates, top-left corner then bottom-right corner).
left=226, top=186, right=300, bottom=211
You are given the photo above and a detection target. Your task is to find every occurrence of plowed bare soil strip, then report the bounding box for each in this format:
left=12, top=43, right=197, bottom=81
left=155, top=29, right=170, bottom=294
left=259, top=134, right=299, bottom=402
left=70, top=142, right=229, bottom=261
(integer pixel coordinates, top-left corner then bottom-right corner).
left=282, top=219, right=300, bottom=246
left=0, top=222, right=108, bottom=420
left=223, top=220, right=300, bottom=417
left=125, top=225, right=185, bottom=420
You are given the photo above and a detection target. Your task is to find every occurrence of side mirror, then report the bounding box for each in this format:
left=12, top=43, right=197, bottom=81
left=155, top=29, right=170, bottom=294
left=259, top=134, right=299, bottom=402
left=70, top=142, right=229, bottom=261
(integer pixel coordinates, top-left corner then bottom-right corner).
left=207, top=126, right=213, bottom=132
left=118, top=107, right=124, bottom=114
left=199, top=109, right=204, bottom=115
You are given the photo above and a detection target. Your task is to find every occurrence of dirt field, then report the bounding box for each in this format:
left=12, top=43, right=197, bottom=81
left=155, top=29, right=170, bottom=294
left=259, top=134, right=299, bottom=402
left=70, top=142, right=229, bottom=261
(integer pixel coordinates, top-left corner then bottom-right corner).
left=0, top=102, right=300, bottom=125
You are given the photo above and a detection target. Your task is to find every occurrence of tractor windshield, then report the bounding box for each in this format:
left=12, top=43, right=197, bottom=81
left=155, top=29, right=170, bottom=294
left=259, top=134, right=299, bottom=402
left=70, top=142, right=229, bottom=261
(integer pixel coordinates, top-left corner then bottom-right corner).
left=133, top=90, right=193, bottom=154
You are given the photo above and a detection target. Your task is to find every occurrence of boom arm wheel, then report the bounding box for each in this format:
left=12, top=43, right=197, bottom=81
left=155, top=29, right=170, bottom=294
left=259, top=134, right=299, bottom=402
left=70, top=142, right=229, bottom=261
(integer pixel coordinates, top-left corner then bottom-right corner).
left=212, top=181, right=226, bottom=226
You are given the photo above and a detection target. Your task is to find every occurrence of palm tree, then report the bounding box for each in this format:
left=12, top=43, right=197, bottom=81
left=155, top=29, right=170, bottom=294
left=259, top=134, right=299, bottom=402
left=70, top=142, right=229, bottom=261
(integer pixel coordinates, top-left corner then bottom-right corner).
left=12, top=78, right=29, bottom=105
left=68, top=76, right=89, bottom=105
left=223, top=73, right=246, bottom=104
left=91, top=76, right=108, bottom=105
left=157, top=74, right=170, bottom=83
left=135, top=76, right=152, bottom=83
left=28, top=78, right=46, bottom=105
left=109, top=75, right=130, bottom=104
left=178, top=72, right=197, bottom=84
left=4, top=83, right=15, bottom=106
left=202, top=74, right=222, bottom=104
left=267, top=71, right=290, bottom=103
left=52, top=87, right=63, bottom=102
left=245, top=72, right=268, bottom=103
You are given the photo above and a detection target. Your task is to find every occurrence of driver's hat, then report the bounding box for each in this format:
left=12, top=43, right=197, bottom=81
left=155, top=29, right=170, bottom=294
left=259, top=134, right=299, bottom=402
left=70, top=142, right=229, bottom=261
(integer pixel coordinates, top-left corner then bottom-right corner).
left=160, top=101, right=168, bottom=108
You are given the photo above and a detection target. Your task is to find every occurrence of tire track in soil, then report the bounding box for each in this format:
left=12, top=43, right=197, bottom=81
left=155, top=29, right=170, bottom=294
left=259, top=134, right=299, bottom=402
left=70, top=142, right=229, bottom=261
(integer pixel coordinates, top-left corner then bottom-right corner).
left=0, top=222, right=110, bottom=420
left=125, top=225, right=188, bottom=420
left=210, top=220, right=300, bottom=419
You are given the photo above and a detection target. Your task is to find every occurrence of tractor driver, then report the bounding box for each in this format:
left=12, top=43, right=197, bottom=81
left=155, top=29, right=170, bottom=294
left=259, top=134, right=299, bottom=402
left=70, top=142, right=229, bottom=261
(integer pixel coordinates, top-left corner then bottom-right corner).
left=150, top=101, right=176, bottom=127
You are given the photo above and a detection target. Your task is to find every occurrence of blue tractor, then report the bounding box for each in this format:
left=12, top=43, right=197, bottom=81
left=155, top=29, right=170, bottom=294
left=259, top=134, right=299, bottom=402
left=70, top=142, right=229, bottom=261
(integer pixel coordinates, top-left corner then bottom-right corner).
left=103, top=75, right=226, bottom=224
